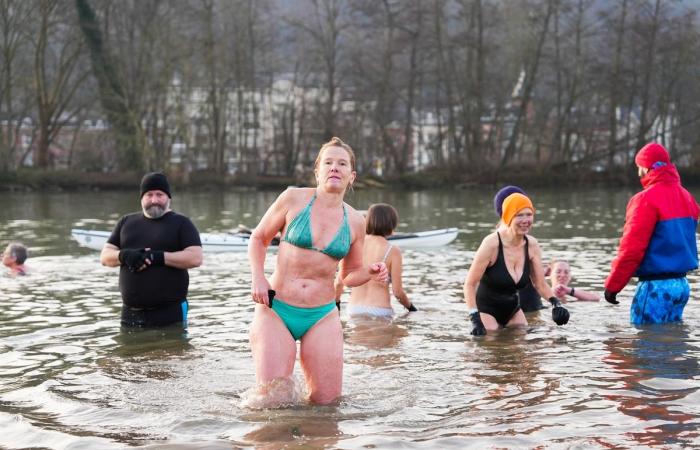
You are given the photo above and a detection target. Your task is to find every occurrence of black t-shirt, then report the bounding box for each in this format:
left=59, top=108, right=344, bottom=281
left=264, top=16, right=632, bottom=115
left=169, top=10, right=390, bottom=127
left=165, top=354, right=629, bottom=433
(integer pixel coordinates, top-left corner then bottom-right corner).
left=107, top=211, right=201, bottom=308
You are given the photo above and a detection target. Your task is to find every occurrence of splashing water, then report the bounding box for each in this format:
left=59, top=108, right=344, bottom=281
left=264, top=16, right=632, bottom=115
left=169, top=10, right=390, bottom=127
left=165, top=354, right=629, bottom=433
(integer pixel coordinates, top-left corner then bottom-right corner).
left=239, top=375, right=307, bottom=409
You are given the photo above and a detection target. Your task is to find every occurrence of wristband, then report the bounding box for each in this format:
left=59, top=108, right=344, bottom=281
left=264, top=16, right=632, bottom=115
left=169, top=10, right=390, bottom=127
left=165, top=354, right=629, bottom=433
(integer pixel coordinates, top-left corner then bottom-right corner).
left=150, top=250, right=165, bottom=266
left=569, top=287, right=575, bottom=296
left=468, top=308, right=479, bottom=315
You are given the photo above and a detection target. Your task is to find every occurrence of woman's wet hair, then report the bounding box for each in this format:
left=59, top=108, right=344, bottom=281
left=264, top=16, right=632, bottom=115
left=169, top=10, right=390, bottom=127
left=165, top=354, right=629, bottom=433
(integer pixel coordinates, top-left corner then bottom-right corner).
left=366, top=203, right=398, bottom=237
left=314, top=137, right=356, bottom=171
left=549, top=260, right=570, bottom=270
left=7, top=243, right=27, bottom=264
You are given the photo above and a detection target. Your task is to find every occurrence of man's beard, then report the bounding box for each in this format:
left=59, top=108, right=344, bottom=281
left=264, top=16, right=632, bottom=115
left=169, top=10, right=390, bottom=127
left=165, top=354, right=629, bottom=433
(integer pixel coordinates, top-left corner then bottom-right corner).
left=144, top=202, right=168, bottom=218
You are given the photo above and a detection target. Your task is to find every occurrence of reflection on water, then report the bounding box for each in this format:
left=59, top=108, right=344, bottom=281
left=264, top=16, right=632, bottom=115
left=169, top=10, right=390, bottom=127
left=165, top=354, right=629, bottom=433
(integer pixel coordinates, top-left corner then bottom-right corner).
left=0, top=188, right=699, bottom=448
left=344, top=315, right=409, bottom=350
left=603, top=324, right=700, bottom=447
left=241, top=409, right=342, bottom=449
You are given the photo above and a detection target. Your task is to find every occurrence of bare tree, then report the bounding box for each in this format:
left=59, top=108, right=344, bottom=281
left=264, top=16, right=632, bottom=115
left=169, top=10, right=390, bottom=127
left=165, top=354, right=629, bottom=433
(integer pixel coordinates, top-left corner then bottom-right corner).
left=634, top=0, right=662, bottom=151
left=33, top=0, right=90, bottom=169
left=501, top=0, right=554, bottom=167
left=0, top=0, right=35, bottom=171
left=111, top=1, right=187, bottom=170
left=288, top=0, right=347, bottom=140
left=226, top=0, right=273, bottom=176
left=432, top=0, right=464, bottom=167
left=199, top=0, right=230, bottom=175
left=457, top=0, right=486, bottom=167
left=76, top=0, right=149, bottom=171
left=547, top=0, right=592, bottom=170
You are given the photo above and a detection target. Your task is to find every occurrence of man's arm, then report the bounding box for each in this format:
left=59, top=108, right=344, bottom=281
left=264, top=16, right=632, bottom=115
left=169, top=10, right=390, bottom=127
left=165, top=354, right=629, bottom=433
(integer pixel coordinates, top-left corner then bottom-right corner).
left=162, top=246, right=203, bottom=269
left=605, top=195, right=656, bottom=293
left=100, top=243, right=121, bottom=267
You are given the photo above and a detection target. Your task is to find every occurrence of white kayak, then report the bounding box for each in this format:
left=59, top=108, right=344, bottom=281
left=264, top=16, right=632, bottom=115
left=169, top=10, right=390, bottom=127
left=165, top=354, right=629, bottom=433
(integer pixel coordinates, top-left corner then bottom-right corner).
left=70, top=227, right=459, bottom=253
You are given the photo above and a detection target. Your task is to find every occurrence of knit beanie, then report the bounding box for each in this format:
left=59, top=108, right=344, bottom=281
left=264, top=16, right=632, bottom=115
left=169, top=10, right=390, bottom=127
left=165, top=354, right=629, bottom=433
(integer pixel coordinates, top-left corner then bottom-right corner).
left=501, top=193, right=535, bottom=226
left=634, top=142, right=670, bottom=169
left=140, top=172, right=171, bottom=198
left=494, top=185, right=526, bottom=217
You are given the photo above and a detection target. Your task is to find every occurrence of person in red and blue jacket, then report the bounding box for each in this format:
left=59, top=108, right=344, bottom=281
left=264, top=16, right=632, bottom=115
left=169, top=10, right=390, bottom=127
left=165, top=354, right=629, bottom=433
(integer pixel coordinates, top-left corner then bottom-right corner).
left=604, top=142, right=699, bottom=324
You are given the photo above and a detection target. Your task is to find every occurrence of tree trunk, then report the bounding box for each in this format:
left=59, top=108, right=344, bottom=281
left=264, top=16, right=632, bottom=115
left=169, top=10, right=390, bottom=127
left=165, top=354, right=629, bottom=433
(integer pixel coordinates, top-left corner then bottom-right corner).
left=635, top=0, right=661, bottom=150
left=75, top=0, right=147, bottom=172
left=501, top=0, right=553, bottom=167
left=607, top=0, right=627, bottom=173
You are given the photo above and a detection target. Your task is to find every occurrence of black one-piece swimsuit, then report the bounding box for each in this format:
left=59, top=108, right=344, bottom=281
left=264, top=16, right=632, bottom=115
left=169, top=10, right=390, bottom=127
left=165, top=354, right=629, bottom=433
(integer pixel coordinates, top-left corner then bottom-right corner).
left=476, top=232, right=531, bottom=326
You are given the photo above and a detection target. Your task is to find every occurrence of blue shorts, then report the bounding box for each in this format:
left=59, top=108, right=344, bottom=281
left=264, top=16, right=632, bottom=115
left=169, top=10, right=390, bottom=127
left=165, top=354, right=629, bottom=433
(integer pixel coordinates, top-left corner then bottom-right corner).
left=630, top=278, right=690, bottom=325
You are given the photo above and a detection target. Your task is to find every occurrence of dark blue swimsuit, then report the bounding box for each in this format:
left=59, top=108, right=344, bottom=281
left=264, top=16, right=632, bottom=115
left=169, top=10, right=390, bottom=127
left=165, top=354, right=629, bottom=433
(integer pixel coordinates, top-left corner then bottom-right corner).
left=476, top=233, right=530, bottom=326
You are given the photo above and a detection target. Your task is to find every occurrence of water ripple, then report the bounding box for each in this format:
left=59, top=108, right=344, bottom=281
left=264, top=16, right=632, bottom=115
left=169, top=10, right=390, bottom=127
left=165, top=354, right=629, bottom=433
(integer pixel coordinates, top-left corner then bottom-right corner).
left=1, top=188, right=699, bottom=448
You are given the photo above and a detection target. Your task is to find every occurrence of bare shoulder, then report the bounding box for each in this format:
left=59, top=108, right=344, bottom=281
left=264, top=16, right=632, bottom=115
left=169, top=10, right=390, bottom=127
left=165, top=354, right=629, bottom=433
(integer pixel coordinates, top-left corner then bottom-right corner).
left=281, top=187, right=314, bottom=202
left=526, top=234, right=541, bottom=248
left=480, top=231, right=500, bottom=248
left=344, top=202, right=366, bottom=228
left=474, top=232, right=499, bottom=263
left=278, top=187, right=314, bottom=210
left=389, top=244, right=403, bottom=261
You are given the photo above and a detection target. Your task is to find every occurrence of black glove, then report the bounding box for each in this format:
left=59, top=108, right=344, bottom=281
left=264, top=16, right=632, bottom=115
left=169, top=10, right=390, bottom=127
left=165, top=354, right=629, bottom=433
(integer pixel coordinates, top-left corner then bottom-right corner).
left=548, top=297, right=570, bottom=325
left=147, top=250, right=165, bottom=266
left=407, top=303, right=418, bottom=312
left=470, top=311, right=486, bottom=336
left=119, top=248, right=148, bottom=272
left=604, top=289, right=619, bottom=304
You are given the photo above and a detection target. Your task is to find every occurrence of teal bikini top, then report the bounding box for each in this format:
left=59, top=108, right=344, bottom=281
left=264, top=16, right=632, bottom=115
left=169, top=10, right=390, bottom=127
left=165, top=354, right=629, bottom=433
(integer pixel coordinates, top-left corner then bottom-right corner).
left=283, top=193, right=351, bottom=259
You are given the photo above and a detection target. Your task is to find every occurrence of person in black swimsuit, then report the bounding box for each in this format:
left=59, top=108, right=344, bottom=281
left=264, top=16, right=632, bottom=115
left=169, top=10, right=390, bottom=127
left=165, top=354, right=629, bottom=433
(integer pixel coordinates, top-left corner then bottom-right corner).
left=475, top=231, right=531, bottom=326
left=493, top=185, right=545, bottom=312
left=464, top=192, right=569, bottom=335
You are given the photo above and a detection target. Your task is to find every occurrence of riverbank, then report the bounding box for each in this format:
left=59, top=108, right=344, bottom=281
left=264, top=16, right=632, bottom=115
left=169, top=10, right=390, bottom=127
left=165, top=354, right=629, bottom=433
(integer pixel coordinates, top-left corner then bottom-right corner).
left=0, top=170, right=297, bottom=193
left=2, top=166, right=700, bottom=192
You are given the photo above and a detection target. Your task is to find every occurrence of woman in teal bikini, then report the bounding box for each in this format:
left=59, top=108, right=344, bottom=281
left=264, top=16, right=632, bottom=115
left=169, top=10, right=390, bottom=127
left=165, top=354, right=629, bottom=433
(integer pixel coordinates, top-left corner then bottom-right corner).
left=248, top=137, right=388, bottom=405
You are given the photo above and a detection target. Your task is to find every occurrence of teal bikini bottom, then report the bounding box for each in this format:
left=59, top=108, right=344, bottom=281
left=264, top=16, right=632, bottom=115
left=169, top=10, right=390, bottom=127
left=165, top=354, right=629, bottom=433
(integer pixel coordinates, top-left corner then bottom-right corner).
left=271, top=298, right=337, bottom=340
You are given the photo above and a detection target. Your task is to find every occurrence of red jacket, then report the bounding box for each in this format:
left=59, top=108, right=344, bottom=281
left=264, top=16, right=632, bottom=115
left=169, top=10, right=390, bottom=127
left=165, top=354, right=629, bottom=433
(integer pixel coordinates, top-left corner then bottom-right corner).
left=605, top=165, right=699, bottom=293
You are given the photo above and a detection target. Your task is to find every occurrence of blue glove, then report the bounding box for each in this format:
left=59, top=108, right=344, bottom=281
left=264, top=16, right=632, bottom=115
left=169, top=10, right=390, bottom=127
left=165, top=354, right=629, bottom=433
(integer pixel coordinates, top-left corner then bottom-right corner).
left=548, top=297, right=570, bottom=325
left=604, top=289, right=619, bottom=304
left=470, top=311, right=486, bottom=336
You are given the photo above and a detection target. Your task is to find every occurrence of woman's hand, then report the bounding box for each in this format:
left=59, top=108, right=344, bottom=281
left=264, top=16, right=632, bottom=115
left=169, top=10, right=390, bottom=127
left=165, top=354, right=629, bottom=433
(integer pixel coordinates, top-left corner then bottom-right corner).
left=470, top=311, right=486, bottom=336
left=548, top=297, right=570, bottom=325
left=251, top=276, right=273, bottom=306
left=553, top=284, right=569, bottom=298
left=369, top=262, right=388, bottom=283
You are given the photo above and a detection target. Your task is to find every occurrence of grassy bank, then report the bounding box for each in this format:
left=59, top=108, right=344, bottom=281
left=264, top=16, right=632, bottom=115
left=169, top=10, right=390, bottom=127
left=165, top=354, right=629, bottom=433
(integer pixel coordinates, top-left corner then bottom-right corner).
left=3, top=166, right=700, bottom=192
left=0, top=170, right=296, bottom=193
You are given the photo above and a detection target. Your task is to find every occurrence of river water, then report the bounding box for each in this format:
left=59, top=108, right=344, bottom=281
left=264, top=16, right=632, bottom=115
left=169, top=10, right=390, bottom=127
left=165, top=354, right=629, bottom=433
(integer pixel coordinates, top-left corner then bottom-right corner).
left=0, top=187, right=699, bottom=449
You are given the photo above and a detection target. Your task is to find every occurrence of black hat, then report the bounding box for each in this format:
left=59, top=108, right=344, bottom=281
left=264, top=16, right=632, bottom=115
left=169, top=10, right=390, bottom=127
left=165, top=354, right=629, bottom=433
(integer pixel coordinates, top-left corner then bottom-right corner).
left=493, top=185, right=526, bottom=217
left=140, top=172, right=171, bottom=198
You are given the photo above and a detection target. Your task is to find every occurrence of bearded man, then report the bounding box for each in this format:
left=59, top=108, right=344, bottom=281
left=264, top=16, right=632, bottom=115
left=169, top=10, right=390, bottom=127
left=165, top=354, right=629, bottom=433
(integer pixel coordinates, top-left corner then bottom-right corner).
left=100, top=172, right=203, bottom=328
